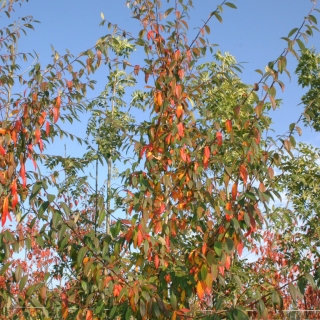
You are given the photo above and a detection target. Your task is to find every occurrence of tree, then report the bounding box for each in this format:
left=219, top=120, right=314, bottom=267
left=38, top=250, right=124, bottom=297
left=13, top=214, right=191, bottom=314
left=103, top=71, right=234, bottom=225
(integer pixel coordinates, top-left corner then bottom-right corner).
left=0, top=0, right=320, bottom=319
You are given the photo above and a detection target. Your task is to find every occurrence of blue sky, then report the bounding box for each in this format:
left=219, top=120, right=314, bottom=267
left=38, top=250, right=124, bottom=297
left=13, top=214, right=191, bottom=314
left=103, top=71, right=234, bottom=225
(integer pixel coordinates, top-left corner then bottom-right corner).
left=6, top=0, right=320, bottom=206
left=9, top=0, right=320, bottom=139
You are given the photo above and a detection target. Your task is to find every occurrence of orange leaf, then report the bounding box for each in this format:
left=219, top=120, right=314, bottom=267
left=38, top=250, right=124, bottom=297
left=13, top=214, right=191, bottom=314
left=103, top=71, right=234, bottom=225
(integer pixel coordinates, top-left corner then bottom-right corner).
left=55, top=95, right=61, bottom=108
left=11, top=130, right=17, bottom=146
left=216, top=132, right=222, bottom=146
left=259, top=182, right=266, bottom=192
left=268, top=167, right=274, bottom=180
left=177, top=123, right=184, bottom=137
left=156, top=91, right=163, bottom=106
left=180, top=148, right=187, bottom=162
left=196, top=281, right=205, bottom=300
left=61, top=292, right=68, bottom=320
left=154, top=254, right=159, bottom=268
left=203, top=146, right=210, bottom=168
left=231, top=183, right=237, bottom=201
left=225, top=119, right=232, bottom=133
left=154, top=221, right=162, bottom=234
left=239, top=165, right=247, bottom=186
left=254, top=128, right=260, bottom=144
left=225, top=255, right=231, bottom=270
left=175, top=84, right=182, bottom=98
left=38, top=111, right=46, bottom=125
left=35, top=128, right=41, bottom=144
left=174, top=49, right=181, bottom=60
left=46, top=121, right=50, bottom=136
left=175, top=105, right=183, bottom=118
left=86, top=310, right=93, bottom=320
left=53, top=107, right=60, bottom=123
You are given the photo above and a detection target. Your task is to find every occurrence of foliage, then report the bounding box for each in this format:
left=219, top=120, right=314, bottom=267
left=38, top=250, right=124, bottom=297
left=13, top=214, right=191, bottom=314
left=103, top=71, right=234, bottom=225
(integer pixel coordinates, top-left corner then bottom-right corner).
left=0, top=0, right=320, bottom=319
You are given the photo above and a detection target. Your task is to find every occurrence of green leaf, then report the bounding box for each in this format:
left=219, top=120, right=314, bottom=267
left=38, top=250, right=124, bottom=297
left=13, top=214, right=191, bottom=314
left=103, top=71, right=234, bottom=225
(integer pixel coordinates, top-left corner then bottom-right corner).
left=225, top=2, right=237, bottom=9
left=30, top=181, right=42, bottom=202
left=305, top=273, right=317, bottom=289
left=201, top=264, right=208, bottom=281
left=0, top=262, right=11, bottom=275
left=77, top=247, right=88, bottom=266
left=288, top=28, right=298, bottom=38
left=164, top=7, right=174, bottom=18
left=214, top=241, right=222, bottom=256
left=225, top=238, right=234, bottom=252
left=288, top=283, right=297, bottom=302
left=19, top=275, right=28, bottom=291
left=110, top=305, right=117, bottom=319
left=170, top=291, right=177, bottom=310
left=296, top=38, right=306, bottom=51
left=308, top=14, right=317, bottom=25
left=14, top=265, right=23, bottom=282
left=47, top=194, right=55, bottom=203
left=59, top=202, right=70, bottom=216
left=214, top=12, right=223, bottom=23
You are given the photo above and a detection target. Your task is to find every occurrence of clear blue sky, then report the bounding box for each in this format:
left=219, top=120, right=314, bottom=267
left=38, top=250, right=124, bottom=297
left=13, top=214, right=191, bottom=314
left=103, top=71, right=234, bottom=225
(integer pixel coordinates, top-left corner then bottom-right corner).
left=7, top=0, right=320, bottom=190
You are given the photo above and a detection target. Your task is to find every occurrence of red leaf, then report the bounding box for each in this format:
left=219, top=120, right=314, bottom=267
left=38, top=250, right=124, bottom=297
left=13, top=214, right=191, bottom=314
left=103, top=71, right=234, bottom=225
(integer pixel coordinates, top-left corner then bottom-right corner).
left=216, top=131, right=222, bottom=146
left=2, top=196, right=11, bottom=226
left=39, top=138, right=44, bottom=153
left=177, top=122, right=184, bottom=137
left=11, top=179, right=17, bottom=194
left=12, top=192, right=18, bottom=210
left=159, top=203, right=166, bottom=214
left=20, top=162, right=26, bottom=188
left=0, top=145, right=6, bottom=156
left=237, top=241, right=244, bottom=256
left=134, top=65, right=140, bottom=76
left=239, top=165, right=247, bottom=186
left=178, top=69, right=184, bottom=80
left=137, top=229, right=143, bottom=247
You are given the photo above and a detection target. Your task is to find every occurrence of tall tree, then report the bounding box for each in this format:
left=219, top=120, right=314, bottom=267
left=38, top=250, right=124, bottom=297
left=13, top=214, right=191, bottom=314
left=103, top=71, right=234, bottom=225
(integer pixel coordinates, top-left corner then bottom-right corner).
left=0, top=1, right=320, bottom=320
